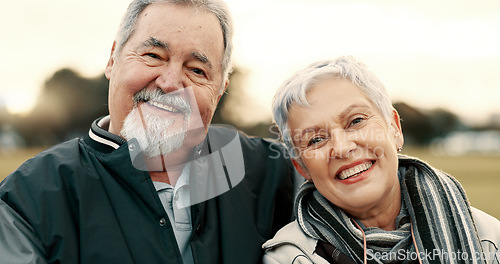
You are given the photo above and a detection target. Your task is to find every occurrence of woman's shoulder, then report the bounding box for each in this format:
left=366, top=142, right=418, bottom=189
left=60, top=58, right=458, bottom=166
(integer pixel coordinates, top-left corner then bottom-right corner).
left=471, top=207, right=500, bottom=263
left=263, top=221, right=316, bottom=251
left=262, top=221, right=329, bottom=264
left=472, top=207, right=500, bottom=239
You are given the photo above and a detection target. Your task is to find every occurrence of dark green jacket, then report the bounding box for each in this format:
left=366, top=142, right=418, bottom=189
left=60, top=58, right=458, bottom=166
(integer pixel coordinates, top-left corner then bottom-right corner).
left=0, top=117, right=296, bottom=264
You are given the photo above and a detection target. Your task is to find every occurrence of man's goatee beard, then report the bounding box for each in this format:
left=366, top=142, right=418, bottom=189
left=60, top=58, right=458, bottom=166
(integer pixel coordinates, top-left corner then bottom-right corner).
left=120, top=89, right=191, bottom=157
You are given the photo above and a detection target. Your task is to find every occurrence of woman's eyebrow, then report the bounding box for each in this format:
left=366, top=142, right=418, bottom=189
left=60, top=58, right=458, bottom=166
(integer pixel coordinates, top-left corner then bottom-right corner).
left=339, top=104, right=370, bottom=120
left=298, top=104, right=370, bottom=137
left=298, top=127, right=326, bottom=142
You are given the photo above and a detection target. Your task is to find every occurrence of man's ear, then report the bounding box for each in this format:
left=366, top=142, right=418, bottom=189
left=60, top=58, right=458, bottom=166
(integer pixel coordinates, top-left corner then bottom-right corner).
left=291, top=159, right=312, bottom=181
left=104, top=41, right=117, bottom=80
left=216, top=80, right=229, bottom=104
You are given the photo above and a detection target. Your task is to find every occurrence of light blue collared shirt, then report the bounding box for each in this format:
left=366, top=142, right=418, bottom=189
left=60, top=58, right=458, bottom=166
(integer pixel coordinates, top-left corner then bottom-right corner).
left=153, top=165, right=193, bottom=264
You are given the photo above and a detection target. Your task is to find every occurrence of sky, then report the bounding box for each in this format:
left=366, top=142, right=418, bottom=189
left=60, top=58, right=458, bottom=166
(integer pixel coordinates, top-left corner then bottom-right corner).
left=1, top=0, right=500, bottom=126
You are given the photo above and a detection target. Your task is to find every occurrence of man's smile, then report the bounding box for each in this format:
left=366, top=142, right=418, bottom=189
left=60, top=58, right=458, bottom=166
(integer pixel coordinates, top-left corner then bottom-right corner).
left=146, top=100, right=182, bottom=113
left=134, top=88, right=192, bottom=117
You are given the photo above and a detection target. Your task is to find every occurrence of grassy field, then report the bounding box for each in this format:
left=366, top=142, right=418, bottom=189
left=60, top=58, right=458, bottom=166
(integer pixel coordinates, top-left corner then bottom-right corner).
left=401, top=147, right=500, bottom=220
left=1, top=146, right=499, bottom=219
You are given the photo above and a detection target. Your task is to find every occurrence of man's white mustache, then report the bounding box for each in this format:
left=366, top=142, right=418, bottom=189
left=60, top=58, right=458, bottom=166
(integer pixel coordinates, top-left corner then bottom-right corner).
left=133, top=88, right=192, bottom=116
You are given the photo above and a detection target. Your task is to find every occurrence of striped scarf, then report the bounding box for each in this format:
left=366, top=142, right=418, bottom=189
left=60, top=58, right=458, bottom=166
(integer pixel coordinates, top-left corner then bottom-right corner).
left=296, top=155, right=484, bottom=264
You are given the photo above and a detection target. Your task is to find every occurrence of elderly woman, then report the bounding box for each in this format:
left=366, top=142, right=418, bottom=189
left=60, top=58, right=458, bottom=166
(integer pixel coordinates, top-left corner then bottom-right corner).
left=263, top=56, right=500, bottom=264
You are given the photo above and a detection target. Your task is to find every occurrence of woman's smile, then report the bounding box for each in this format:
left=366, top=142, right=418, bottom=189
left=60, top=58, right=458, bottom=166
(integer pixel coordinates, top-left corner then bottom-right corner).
left=336, top=160, right=374, bottom=183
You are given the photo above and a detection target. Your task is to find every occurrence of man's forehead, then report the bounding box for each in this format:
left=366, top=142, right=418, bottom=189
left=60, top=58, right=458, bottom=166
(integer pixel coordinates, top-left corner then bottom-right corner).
left=140, top=2, right=215, bottom=24
left=133, top=4, right=224, bottom=50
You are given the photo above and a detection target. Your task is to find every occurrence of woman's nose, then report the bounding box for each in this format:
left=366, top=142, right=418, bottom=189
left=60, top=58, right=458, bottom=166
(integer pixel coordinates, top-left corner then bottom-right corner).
left=329, top=129, right=356, bottom=159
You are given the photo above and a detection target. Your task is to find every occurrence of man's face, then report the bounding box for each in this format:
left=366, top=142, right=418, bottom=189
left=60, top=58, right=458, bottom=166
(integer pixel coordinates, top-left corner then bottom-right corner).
left=105, top=3, right=226, bottom=154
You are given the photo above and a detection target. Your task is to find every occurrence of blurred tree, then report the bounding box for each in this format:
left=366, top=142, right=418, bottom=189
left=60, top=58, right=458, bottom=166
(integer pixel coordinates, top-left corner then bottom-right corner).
left=394, top=102, right=463, bottom=145
left=429, top=108, right=464, bottom=138
left=212, top=67, right=244, bottom=125
left=212, top=67, right=276, bottom=138
left=394, top=102, right=433, bottom=145
left=0, top=104, right=10, bottom=127
left=8, top=66, right=469, bottom=147
left=0, top=104, right=24, bottom=151
left=13, top=68, right=109, bottom=146
left=12, top=65, right=274, bottom=147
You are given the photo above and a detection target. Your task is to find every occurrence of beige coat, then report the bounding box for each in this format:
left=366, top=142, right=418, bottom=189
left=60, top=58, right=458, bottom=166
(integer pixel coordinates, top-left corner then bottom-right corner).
left=263, top=207, right=500, bottom=264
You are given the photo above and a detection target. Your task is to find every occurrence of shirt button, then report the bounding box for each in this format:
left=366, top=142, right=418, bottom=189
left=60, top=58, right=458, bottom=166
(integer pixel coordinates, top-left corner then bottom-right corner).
left=128, top=143, right=136, bottom=152
left=159, top=218, right=166, bottom=226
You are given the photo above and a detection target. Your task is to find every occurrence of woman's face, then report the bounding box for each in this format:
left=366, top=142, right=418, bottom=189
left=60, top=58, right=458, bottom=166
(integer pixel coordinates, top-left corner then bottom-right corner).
left=288, top=77, right=404, bottom=217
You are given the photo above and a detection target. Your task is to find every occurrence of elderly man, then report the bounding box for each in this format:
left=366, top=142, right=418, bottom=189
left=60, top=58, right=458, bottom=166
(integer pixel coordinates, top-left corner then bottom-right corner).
left=0, top=1, right=296, bottom=263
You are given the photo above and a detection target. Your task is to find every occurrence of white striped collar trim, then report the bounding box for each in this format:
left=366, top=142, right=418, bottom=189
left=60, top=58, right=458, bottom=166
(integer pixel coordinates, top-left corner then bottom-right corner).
left=88, top=116, right=120, bottom=150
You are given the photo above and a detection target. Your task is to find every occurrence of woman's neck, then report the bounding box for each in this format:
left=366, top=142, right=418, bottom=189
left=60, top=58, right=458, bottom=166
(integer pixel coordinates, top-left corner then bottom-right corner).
left=349, top=186, right=402, bottom=231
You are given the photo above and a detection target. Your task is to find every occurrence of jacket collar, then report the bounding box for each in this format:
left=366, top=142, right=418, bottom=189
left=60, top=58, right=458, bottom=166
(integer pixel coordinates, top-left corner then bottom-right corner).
left=84, top=116, right=127, bottom=153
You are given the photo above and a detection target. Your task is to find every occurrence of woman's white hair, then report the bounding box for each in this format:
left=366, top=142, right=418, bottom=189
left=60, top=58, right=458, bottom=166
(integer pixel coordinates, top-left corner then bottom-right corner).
left=113, top=0, right=233, bottom=86
left=272, top=56, right=394, bottom=161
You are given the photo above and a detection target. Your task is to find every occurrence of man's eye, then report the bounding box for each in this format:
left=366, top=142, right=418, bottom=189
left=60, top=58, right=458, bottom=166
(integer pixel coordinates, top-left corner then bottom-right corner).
left=192, top=68, right=206, bottom=77
left=145, top=53, right=161, bottom=59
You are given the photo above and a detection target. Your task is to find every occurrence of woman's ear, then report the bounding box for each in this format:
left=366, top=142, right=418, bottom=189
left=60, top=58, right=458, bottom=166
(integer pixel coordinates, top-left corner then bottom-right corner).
left=292, top=159, right=312, bottom=181
left=390, top=109, right=404, bottom=149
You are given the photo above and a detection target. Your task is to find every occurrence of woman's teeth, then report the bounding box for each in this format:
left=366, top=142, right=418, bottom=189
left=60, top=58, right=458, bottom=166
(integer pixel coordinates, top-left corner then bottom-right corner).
left=338, top=162, right=373, bottom=180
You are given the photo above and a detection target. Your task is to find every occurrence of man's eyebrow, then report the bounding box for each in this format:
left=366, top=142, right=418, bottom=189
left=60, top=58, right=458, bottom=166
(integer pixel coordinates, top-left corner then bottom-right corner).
left=141, top=37, right=168, bottom=49
left=139, top=38, right=212, bottom=69
left=191, top=51, right=213, bottom=69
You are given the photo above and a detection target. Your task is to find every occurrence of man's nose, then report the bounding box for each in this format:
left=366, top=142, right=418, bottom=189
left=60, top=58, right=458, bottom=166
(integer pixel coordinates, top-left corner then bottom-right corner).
left=329, top=129, right=356, bottom=159
left=155, top=64, right=187, bottom=93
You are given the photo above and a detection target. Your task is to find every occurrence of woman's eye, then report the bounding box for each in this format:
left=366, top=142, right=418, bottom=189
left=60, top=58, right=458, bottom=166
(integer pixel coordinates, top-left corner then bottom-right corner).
left=349, top=117, right=364, bottom=127
left=308, top=137, right=325, bottom=147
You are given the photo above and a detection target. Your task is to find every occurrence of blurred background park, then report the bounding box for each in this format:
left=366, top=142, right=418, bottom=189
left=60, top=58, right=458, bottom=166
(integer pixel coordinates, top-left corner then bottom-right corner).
left=1, top=0, right=499, bottom=219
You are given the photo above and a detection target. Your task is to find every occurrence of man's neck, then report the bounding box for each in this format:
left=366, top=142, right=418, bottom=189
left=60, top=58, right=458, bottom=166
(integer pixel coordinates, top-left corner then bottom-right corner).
left=145, top=148, right=193, bottom=187
left=150, top=170, right=181, bottom=186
